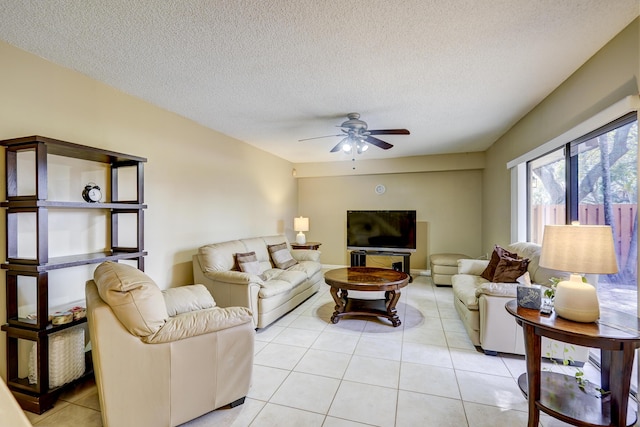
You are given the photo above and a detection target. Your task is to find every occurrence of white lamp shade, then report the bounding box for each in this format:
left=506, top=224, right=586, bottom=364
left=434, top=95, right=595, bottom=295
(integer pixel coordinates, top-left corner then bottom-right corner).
left=539, top=225, right=618, bottom=323
left=294, top=217, right=309, bottom=244
left=539, top=225, right=618, bottom=274
left=294, top=217, right=309, bottom=232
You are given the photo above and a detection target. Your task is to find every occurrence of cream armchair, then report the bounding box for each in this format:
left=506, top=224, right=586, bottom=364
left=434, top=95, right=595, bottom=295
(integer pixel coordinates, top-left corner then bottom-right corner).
left=86, top=262, right=255, bottom=427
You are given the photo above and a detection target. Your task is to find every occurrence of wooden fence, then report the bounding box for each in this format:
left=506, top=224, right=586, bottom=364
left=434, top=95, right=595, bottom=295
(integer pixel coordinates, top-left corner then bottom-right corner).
left=531, top=204, right=637, bottom=266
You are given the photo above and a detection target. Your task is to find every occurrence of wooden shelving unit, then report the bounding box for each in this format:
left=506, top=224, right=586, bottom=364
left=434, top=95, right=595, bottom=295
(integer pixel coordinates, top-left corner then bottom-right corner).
left=0, top=135, right=147, bottom=413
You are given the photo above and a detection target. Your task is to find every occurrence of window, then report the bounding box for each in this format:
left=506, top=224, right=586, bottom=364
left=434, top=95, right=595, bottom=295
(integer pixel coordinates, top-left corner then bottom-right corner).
left=526, top=113, right=638, bottom=316
left=528, top=147, right=566, bottom=244
left=511, top=98, right=639, bottom=392
left=571, top=116, right=638, bottom=315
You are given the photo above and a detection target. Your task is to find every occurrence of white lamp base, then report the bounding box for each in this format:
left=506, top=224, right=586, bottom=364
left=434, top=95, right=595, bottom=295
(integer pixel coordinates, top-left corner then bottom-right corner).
left=296, top=232, right=306, bottom=244
left=553, top=274, right=599, bottom=323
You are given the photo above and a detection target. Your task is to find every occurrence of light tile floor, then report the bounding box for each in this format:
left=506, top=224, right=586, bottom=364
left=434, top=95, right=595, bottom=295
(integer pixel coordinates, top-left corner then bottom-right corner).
left=24, top=275, right=633, bottom=426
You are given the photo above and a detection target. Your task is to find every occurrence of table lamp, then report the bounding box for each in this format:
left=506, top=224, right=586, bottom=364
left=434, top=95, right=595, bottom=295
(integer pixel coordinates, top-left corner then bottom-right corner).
left=539, top=224, right=618, bottom=322
left=294, top=216, right=309, bottom=244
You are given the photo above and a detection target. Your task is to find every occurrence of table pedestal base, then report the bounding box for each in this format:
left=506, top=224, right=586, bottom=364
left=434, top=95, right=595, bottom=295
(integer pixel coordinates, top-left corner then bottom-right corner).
left=330, top=288, right=402, bottom=327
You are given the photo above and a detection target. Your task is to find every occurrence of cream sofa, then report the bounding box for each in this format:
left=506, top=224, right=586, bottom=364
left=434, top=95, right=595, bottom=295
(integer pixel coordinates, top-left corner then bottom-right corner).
left=451, top=242, right=589, bottom=363
left=86, top=261, right=255, bottom=427
left=193, top=235, right=323, bottom=328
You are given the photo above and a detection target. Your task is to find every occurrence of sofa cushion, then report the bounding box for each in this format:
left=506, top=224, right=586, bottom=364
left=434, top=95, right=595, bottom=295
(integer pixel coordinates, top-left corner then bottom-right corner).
left=287, top=260, right=322, bottom=279
left=258, top=279, right=294, bottom=298
left=458, top=259, right=490, bottom=276
left=492, top=256, right=530, bottom=282
left=94, top=261, right=168, bottom=337
left=198, top=240, right=247, bottom=272
left=274, top=269, right=307, bottom=287
left=236, top=251, right=263, bottom=276
left=268, top=243, right=298, bottom=270
left=239, top=237, right=274, bottom=271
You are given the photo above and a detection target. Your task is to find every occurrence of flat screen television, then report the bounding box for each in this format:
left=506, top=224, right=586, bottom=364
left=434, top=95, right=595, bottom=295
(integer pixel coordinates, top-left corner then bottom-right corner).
left=347, top=210, right=417, bottom=253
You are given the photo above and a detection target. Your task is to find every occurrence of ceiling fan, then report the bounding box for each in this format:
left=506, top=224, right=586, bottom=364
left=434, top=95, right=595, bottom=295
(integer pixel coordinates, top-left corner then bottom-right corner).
left=299, top=113, right=410, bottom=154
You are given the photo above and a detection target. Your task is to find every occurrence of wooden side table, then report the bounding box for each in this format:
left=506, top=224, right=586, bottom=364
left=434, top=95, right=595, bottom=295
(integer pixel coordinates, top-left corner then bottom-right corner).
left=506, top=299, right=640, bottom=427
left=291, top=241, right=321, bottom=250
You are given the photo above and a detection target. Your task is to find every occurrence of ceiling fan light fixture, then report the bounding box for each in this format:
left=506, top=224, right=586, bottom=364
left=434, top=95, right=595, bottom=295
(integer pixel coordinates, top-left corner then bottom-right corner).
left=303, top=113, right=409, bottom=155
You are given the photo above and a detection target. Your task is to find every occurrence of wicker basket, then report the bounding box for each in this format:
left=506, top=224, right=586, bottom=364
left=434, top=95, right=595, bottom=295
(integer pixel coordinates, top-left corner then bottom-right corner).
left=28, top=327, right=85, bottom=387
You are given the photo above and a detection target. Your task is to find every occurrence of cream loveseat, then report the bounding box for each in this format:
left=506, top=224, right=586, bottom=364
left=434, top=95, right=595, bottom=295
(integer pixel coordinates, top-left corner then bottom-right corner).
left=87, top=262, right=255, bottom=427
left=193, top=235, right=323, bottom=328
left=451, top=242, right=589, bottom=363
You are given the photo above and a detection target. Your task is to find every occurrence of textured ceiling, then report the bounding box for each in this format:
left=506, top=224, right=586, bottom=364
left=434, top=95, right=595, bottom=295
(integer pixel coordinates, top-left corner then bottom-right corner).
left=0, top=1, right=638, bottom=163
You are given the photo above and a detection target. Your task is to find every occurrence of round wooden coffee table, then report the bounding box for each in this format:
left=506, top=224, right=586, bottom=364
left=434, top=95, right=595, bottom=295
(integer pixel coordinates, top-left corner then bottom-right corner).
left=324, top=267, right=410, bottom=327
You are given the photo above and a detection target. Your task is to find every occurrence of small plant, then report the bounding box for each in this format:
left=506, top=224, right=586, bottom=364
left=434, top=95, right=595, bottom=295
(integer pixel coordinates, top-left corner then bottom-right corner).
left=543, top=277, right=560, bottom=300
left=545, top=343, right=609, bottom=397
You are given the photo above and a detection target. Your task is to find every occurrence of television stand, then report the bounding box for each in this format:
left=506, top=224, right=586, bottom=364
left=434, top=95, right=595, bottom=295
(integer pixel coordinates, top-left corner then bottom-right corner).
left=350, top=250, right=413, bottom=283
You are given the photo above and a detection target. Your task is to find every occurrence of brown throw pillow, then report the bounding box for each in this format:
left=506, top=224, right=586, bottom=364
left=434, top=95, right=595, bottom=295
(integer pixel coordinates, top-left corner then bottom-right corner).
left=480, top=245, right=518, bottom=281
left=267, top=243, right=298, bottom=270
left=236, top=251, right=262, bottom=276
left=492, top=256, right=530, bottom=283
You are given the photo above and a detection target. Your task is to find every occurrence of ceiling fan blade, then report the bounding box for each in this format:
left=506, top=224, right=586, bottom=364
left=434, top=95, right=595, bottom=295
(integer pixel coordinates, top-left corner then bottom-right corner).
left=298, top=134, right=343, bottom=142
left=330, top=137, right=349, bottom=152
left=368, top=129, right=410, bottom=135
left=365, top=136, right=393, bottom=150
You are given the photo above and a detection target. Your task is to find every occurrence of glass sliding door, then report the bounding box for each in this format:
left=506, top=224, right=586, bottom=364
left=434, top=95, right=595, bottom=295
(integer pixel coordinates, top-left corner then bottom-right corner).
left=524, top=112, right=638, bottom=394
left=571, top=117, right=638, bottom=316
left=528, top=148, right=566, bottom=244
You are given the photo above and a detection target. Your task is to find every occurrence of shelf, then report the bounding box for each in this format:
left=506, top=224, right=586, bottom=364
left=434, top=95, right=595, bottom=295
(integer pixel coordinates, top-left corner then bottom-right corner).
left=5, top=351, right=94, bottom=414
left=2, top=199, right=147, bottom=209
left=0, top=135, right=146, bottom=164
left=1, top=135, right=147, bottom=413
left=3, top=251, right=147, bottom=271
left=518, top=371, right=636, bottom=426
left=2, top=317, right=88, bottom=336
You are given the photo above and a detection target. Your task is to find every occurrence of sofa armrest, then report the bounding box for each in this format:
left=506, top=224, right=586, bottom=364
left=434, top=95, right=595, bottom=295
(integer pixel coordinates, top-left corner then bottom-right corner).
left=142, top=306, right=253, bottom=344
left=291, top=249, right=321, bottom=262
left=475, top=282, right=518, bottom=298
left=204, top=270, right=264, bottom=285
left=162, top=284, right=216, bottom=316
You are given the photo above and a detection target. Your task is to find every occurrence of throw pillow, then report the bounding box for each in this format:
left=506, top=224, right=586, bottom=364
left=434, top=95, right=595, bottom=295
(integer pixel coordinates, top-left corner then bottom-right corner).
left=267, top=243, right=298, bottom=270
left=492, top=256, right=530, bottom=283
left=236, top=251, right=263, bottom=276
left=480, top=245, right=518, bottom=281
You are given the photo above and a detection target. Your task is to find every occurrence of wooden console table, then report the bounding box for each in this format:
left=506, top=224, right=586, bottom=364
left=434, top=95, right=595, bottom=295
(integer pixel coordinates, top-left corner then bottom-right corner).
left=506, top=299, right=640, bottom=427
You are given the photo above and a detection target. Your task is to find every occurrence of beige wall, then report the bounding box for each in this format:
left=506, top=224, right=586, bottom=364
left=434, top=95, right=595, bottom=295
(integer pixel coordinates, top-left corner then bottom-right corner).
left=482, top=19, right=639, bottom=251
left=298, top=167, right=484, bottom=269
left=0, top=41, right=298, bottom=379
